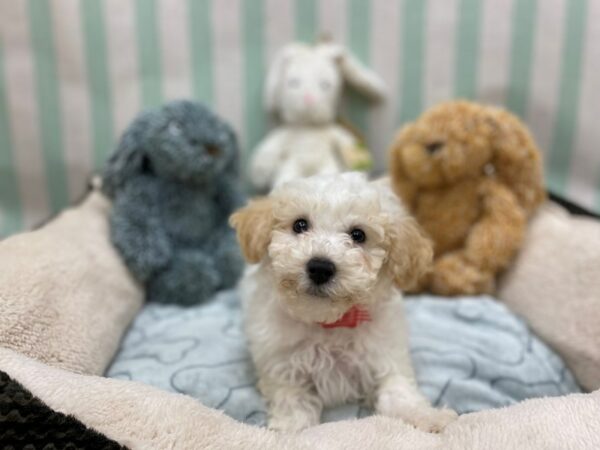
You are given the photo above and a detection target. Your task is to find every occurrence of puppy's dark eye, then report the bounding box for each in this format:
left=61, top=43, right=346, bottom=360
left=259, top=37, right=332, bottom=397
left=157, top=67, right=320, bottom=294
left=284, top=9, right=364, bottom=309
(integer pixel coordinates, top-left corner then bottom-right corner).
left=349, top=228, right=366, bottom=243
left=293, top=218, right=310, bottom=234
left=425, top=141, right=444, bottom=154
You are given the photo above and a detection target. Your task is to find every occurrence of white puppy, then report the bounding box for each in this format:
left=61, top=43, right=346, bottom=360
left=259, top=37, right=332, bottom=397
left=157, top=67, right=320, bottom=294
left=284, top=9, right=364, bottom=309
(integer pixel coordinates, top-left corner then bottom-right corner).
left=230, top=173, right=456, bottom=432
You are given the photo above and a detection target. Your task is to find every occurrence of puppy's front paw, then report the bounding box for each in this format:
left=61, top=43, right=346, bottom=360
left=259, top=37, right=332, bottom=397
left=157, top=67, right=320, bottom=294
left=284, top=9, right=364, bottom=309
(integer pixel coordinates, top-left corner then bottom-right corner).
left=376, top=391, right=457, bottom=433
left=268, top=413, right=318, bottom=433
left=403, top=407, right=457, bottom=433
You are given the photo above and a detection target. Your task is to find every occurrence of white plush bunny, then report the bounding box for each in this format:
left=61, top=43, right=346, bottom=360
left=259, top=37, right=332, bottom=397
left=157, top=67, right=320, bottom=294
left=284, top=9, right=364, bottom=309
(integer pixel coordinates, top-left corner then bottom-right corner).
left=249, top=41, right=386, bottom=191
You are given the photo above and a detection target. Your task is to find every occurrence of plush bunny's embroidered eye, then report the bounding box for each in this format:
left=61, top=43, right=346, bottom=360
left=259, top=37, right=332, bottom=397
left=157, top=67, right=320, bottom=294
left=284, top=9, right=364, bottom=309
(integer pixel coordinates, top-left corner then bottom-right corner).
left=349, top=228, right=366, bottom=243
left=319, top=79, right=332, bottom=91
left=293, top=218, right=310, bottom=234
left=425, top=141, right=444, bottom=154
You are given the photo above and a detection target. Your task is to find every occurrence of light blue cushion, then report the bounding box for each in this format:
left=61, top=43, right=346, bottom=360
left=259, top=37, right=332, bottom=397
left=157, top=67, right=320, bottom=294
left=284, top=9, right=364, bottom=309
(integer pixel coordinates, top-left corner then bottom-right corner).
left=107, top=291, right=580, bottom=426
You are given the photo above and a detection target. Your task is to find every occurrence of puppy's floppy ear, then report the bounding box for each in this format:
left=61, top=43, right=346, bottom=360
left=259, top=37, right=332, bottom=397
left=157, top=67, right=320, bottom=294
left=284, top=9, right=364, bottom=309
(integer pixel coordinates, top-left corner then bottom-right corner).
left=385, top=217, right=433, bottom=291
left=229, top=198, right=275, bottom=263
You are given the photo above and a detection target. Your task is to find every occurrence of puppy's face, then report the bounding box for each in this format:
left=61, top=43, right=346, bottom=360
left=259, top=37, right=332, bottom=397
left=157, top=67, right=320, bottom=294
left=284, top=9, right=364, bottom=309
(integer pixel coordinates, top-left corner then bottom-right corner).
left=231, top=173, right=432, bottom=324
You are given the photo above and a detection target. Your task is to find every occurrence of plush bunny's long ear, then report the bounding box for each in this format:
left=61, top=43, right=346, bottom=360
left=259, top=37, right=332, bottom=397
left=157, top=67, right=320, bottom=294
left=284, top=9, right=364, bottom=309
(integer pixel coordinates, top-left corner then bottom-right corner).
left=319, top=43, right=386, bottom=101
left=101, top=111, right=156, bottom=198
left=264, top=43, right=308, bottom=113
left=487, top=110, right=546, bottom=215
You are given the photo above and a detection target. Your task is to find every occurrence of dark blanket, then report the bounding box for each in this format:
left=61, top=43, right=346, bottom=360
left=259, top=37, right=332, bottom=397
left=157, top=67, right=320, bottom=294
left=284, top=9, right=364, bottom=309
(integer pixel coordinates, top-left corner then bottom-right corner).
left=0, top=370, right=126, bottom=449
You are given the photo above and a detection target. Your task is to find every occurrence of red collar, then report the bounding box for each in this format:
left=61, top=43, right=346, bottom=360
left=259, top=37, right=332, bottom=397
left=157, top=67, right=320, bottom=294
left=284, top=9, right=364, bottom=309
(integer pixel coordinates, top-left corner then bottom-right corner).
left=319, top=305, right=371, bottom=329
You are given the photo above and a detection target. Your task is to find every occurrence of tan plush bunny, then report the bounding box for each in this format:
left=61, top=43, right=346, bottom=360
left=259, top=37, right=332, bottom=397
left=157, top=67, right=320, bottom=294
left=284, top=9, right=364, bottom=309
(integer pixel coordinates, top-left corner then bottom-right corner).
left=249, top=41, right=386, bottom=192
left=389, top=101, right=546, bottom=295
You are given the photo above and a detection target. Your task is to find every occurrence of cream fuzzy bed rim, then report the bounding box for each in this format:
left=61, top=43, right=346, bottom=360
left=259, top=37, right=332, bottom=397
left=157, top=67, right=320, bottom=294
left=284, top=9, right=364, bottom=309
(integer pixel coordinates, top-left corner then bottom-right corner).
left=1, top=347, right=599, bottom=449
left=0, top=188, right=599, bottom=449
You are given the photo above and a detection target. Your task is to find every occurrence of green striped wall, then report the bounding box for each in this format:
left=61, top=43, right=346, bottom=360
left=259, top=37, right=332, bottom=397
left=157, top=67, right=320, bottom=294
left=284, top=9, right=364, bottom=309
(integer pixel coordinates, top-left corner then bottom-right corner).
left=399, top=0, right=426, bottom=123
left=0, top=0, right=598, bottom=237
left=81, top=0, right=114, bottom=171
left=188, top=0, right=213, bottom=105
left=0, top=46, right=23, bottom=233
left=27, top=0, right=69, bottom=213
left=548, top=0, right=587, bottom=193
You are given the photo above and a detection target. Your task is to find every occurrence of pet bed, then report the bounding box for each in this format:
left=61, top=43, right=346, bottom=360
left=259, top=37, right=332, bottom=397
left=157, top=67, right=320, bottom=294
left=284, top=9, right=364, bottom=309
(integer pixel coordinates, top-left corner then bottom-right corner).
left=1, top=347, right=599, bottom=449
left=1, top=190, right=599, bottom=449
left=106, top=292, right=579, bottom=426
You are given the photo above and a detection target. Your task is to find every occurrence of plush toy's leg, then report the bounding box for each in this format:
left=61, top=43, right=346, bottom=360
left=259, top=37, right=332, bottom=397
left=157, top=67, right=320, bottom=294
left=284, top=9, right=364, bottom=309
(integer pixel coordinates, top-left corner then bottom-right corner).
left=147, top=249, right=220, bottom=305
left=430, top=181, right=527, bottom=296
left=206, top=227, right=245, bottom=289
left=260, top=379, right=323, bottom=432
left=430, top=254, right=495, bottom=295
left=375, top=374, right=457, bottom=433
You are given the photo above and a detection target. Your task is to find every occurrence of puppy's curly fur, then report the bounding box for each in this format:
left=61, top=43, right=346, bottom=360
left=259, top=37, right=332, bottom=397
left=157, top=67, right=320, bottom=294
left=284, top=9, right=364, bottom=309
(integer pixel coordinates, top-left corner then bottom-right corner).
left=102, top=100, right=245, bottom=305
left=231, top=173, right=456, bottom=432
left=389, top=101, right=545, bottom=295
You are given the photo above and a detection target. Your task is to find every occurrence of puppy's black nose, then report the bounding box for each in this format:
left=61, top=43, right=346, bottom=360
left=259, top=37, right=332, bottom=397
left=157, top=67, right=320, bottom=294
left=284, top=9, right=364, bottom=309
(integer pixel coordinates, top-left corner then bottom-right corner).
left=306, top=258, right=336, bottom=285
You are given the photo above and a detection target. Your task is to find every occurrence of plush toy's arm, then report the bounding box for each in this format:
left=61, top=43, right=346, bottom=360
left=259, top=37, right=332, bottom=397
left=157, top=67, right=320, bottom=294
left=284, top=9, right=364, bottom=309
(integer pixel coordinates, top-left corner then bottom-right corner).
left=329, top=126, right=366, bottom=170
left=330, top=125, right=357, bottom=149
left=431, top=180, right=527, bottom=295
left=208, top=226, right=245, bottom=289
left=462, top=180, right=527, bottom=272
left=110, top=178, right=172, bottom=282
left=249, top=129, right=287, bottom=191
left=215, top=174, right=247, bottom=218
left=212, top=174, right=246, bottom=288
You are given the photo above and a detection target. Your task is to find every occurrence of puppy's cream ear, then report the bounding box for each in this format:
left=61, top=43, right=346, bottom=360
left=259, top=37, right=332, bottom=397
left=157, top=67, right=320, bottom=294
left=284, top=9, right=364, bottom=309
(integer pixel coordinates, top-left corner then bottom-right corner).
left=386, top=217, right=433, bottom=291
left=229, top=198, right=274, bottom=263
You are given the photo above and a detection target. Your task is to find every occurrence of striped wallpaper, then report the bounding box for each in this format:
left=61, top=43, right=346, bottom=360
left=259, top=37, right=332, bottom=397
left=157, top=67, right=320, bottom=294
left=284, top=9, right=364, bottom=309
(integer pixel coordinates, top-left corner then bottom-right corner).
left=1, top=0, right=599, bottom=237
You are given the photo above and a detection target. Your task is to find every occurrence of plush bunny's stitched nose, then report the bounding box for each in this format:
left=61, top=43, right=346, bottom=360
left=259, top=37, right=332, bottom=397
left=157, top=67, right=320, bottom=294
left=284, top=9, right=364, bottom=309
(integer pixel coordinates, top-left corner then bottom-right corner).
left=306, top=258, right=336, bottom=285
left=304, top=93, right=315, bottom=105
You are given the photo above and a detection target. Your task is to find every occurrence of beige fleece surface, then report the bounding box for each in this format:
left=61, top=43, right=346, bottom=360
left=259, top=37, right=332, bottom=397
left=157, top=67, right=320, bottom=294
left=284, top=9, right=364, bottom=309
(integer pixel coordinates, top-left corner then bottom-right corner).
left=498, top=203, right=600, bottom=391
left=1, top=347, right=598, bottom=449
left=0, top=189, right=143, bottom=375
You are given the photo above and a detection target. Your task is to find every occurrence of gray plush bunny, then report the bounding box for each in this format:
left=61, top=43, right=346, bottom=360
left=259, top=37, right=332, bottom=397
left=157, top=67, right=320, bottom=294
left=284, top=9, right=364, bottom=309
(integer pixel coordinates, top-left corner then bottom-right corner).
left=102, top=100, right=246, bottom=305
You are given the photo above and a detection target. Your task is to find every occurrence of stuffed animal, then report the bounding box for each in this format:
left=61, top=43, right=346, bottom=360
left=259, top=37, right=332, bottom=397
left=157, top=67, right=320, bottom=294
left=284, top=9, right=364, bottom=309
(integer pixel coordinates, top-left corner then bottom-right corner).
left=249, top=40, right=386, bottom=191
left=102, top=100, right=246, bottom=305
left=389, top=100, right=545, bottom=296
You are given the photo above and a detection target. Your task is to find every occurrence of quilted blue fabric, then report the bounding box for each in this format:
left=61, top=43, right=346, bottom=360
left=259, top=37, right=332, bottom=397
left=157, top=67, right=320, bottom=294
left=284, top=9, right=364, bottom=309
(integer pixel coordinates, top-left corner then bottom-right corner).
left=106, top=291, right=580, bottom=426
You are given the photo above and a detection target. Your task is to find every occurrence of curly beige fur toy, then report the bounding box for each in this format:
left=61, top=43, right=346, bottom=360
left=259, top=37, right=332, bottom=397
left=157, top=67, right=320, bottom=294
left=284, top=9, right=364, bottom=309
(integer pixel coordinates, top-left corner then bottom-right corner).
left=389, top=101, right=545, bottom=296
left=249, top=41, right=386, bottom=191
